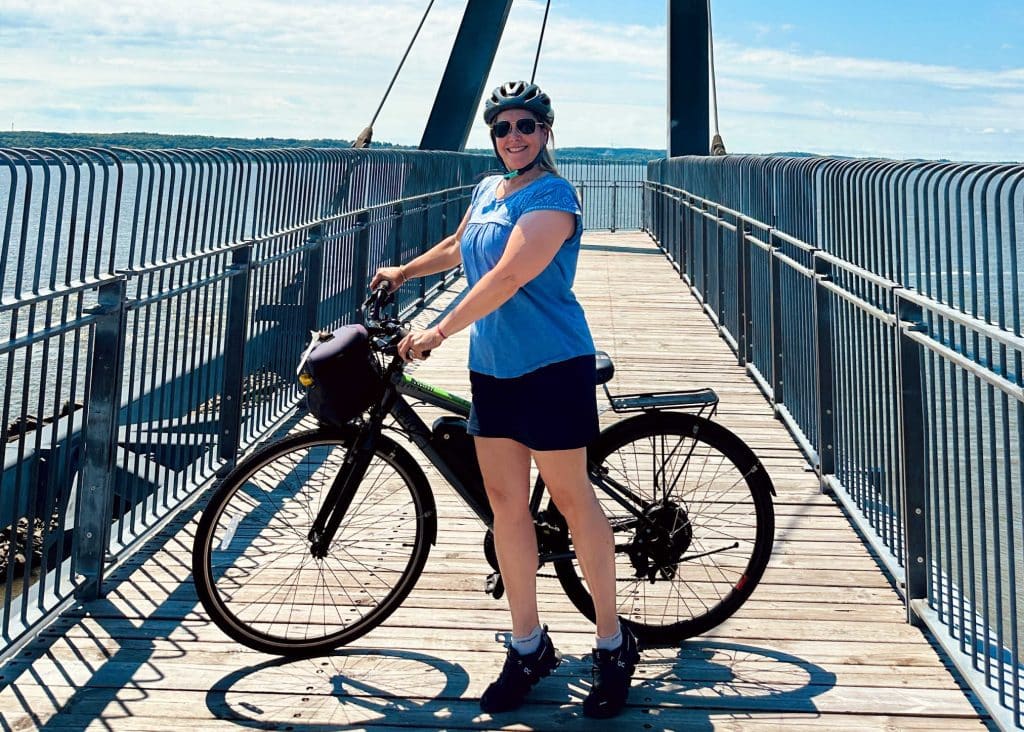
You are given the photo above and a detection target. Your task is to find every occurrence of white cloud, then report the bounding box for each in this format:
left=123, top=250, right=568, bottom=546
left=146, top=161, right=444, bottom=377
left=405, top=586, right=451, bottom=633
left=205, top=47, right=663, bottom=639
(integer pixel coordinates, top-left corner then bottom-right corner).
left=0, top=0, right=1021, bottom=161
left=717, top=41, right=1024, bottom=90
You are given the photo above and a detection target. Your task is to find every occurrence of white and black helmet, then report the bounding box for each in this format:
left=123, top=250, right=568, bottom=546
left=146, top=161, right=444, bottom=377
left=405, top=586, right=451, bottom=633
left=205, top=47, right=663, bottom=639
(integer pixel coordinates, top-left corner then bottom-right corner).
left=483, top=81, right=555, bottom=126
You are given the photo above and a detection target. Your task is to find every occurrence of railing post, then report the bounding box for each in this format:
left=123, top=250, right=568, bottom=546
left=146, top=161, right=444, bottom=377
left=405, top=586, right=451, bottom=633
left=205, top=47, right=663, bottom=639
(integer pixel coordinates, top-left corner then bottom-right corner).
left=769, top=233, right=784, bottom=406
left=218, top=244, right=252, bottom=466
left=656, top=185, right=664, bottom=245
left=419, top=199, right=429, bottom=304
left=701, top=202, right=710, bottom=300
left=736, top=220, right=750, bottom=367
left=610, top=181, right=618, bottom=233
left=682, top=194, right=691, bottom=279
left=813, top=254, right=835, bottom=487
left=353, top=210, right=371, bottom=315
left=716, top=212, right=725, bottom=326
left=303, top=224, right=324, bottom=332
left=675, top=193, right=684, bottom=276
left=75, top=277, right=128, bottom=601
left=391, top=201, right=404, bottom=313
left=663, top=189, right=671, bottom=256
left=669, top=191, right=678, bottom=270
left=896, top=293, right=928, bottom=627
left=641, top=181, right=648, bottom=233
left=391, top=201, right=404, bottom=266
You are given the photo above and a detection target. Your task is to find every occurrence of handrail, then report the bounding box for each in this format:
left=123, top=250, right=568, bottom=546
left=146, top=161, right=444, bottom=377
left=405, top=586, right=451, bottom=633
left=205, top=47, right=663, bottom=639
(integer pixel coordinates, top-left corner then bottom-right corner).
left=645, top=154, right=1024, bottom=730
left=0, top=146, right=492, bottom=658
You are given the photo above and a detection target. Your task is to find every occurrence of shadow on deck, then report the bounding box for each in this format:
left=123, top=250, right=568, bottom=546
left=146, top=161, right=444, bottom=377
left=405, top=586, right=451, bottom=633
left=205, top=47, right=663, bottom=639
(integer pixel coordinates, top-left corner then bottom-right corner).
left=0, top=232, right=987, bottom=730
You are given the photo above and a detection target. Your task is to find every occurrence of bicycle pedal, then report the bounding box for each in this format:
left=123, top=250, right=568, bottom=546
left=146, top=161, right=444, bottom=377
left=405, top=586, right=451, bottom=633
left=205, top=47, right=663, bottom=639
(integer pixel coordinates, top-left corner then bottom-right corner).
left=485, top=571, right=505, bottom=599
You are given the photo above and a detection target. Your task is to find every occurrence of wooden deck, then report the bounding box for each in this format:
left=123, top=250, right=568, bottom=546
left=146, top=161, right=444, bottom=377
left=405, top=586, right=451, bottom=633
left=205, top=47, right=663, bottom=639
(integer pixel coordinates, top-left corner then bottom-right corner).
left=0, top=231, right=987, bottom=730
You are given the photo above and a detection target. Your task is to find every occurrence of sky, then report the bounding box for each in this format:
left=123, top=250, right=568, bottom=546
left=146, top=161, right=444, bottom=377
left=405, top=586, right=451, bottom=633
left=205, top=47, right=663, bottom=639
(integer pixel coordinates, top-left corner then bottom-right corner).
left=1, top=0, right=1022, bottom=161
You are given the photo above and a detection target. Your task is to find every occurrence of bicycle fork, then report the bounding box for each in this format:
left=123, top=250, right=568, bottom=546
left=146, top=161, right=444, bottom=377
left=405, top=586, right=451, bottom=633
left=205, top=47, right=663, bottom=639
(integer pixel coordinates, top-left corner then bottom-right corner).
left=308, top=426, right=378, bottom=558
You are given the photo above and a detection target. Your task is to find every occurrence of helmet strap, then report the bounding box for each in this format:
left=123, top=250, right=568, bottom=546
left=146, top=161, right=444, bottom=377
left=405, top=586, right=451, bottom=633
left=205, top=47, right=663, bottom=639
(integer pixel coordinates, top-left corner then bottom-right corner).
left=503, top=157, right=540, bottom=180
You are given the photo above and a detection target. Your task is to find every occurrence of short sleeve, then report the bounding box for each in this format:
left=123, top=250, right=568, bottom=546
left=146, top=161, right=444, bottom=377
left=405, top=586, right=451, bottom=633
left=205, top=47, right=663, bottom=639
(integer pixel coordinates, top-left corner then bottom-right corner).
left=520, top=177, right=582, bottom=218
left=469, top=177, right=487, bottom=208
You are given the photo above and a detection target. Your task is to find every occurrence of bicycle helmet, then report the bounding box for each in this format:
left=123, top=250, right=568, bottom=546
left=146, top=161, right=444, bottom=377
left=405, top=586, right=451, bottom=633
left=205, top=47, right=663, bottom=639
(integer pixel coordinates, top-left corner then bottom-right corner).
left=483, top=81, right=554, bottom=126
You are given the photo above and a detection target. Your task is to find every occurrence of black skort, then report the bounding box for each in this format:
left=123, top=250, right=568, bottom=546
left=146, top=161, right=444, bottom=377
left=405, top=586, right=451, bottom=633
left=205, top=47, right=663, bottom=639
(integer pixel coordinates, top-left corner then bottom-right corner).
left=467, top=354, right=599, bottom=451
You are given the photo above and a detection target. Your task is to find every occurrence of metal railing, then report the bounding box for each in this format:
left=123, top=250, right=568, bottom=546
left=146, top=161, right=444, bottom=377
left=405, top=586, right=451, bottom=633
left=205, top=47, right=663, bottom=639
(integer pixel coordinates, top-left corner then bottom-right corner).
left=0, top=146, right=491, bottom=657
left=560, top=159, right=647, bottom=231
left=646, top=155, right=1024, bottom=729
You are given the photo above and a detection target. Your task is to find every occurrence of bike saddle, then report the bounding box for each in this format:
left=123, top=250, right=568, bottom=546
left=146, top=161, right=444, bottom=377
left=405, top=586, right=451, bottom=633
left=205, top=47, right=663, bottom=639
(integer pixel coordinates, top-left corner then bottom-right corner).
left=595, top=350, right=614, bottom=385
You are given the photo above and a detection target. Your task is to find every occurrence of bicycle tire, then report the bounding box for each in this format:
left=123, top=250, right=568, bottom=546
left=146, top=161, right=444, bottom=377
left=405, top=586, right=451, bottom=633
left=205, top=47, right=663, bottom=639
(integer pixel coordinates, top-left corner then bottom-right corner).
left=547, top=411, right=774, bottom=647
left=192, top=427, right=436, bottom=656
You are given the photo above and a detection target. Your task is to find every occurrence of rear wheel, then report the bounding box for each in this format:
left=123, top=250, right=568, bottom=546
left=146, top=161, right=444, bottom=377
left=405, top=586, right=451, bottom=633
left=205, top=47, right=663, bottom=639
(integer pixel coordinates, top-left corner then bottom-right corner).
left=548, top=412, right=774, bottom=647
left=192, top=427, right=436, bottom=656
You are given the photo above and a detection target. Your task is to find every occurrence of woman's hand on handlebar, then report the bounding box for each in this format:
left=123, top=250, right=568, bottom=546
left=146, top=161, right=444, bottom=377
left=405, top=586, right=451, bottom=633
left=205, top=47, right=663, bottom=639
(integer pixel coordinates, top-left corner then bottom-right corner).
left=397, top=327, right=444, bottom=363
left=370, top=266, right=406, bottom=293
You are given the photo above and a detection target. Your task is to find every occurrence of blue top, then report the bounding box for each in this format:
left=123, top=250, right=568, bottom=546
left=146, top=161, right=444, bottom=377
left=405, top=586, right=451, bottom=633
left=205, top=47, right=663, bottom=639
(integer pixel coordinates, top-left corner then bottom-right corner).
left=460, top=173, right=595, bottom=378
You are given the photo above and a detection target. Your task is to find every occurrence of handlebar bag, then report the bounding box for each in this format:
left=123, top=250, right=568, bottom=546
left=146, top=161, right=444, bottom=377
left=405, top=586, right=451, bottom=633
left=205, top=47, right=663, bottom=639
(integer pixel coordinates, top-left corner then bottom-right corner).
left=300, top=325, right=384, bottom=426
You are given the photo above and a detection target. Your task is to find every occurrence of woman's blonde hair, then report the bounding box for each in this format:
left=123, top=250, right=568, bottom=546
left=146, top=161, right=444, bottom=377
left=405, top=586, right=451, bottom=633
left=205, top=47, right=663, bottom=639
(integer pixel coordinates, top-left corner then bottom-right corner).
left=537, top=126, right=559, bottom=175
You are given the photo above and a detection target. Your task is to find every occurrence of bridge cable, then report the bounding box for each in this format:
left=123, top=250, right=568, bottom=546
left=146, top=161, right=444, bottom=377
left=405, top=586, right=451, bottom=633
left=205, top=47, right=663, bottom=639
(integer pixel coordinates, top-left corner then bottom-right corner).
left=707, top=0, right=727, bottom=155
left=530, top=0, right=553, bottom=84
left=353, top=0, right=436, bottom=148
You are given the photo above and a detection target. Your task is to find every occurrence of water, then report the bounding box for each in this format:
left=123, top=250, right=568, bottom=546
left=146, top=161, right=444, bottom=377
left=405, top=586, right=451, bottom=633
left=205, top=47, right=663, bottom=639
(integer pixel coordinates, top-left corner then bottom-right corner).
left=560, top=160, right=647, bottom=231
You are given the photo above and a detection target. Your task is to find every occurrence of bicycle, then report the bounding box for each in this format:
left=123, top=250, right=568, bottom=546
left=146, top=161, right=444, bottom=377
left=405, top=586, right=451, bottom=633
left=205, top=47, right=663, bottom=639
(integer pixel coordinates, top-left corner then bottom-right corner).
left=191, top=286, right=776, bottom=657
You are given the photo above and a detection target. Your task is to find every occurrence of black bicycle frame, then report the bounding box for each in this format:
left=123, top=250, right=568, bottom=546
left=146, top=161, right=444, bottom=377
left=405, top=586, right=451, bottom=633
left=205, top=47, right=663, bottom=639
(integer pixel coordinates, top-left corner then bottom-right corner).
left=310, top=355, right=655, bottom=557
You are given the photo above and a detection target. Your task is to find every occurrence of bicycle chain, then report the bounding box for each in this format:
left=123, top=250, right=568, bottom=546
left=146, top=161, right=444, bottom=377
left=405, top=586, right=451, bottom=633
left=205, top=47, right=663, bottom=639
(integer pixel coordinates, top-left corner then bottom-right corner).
left=533, top=571, right=653, bottom=583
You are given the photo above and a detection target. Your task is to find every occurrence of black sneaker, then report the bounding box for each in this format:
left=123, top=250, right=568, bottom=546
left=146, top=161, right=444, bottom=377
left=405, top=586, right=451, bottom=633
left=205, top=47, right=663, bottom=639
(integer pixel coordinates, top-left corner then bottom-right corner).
left=582, top=623, right=641, bottom=719
left=480, top=626, right=561, bottom=714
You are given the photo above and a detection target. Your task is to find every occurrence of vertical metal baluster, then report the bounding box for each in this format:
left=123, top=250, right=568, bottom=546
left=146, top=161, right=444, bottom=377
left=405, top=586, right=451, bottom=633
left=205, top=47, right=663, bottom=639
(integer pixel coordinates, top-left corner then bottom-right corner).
left=218, top=244, right=252, bottom=467
left=896, top=293, right=928, bottom=626
left=738, top=220, right=751, bottom=366
left=419, top=197, right=429, bottom=305
left=391, top=201, right=404, bottom=314
left=304, top=224, right=324, bottom=333
left=353, top=210, right=371, bottom=319
left=716, top=208, right=725, bottom=328
left=814, top=254, right=835, bottom=489
left=75, top=277, right=128, bottom=600
left=610, top=180, right=618, bottom=233
left=769, top=233, right=784, bottom=407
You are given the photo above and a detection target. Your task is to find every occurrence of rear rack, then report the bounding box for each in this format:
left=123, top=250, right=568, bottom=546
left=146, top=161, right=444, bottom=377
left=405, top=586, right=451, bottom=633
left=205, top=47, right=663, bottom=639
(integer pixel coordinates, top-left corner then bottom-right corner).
left=603, top=385, right=719, bottom=418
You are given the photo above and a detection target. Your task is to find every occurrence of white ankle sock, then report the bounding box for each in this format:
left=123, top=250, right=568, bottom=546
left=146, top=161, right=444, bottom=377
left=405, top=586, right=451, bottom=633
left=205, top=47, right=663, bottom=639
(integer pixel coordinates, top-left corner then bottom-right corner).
left=595, top=622, right=622, bottom=651
left=511, top=625, right=543, bottom=655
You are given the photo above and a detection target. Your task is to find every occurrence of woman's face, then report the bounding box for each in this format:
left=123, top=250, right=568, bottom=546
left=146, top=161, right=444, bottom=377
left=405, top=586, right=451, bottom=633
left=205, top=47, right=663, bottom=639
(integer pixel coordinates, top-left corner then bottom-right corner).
left=492, top=108, right=548, bottom=172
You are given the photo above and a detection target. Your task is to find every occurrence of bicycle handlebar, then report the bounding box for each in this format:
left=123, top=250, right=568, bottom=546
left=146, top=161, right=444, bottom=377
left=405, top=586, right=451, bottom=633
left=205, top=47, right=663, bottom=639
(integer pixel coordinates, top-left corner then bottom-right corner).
left=361, top=282, right=409, bottom=358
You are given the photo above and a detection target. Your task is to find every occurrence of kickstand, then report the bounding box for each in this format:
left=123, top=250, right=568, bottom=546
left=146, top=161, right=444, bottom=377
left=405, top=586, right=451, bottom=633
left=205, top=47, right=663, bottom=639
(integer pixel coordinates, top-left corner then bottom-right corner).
left=485, top=571, right=505, bottom=600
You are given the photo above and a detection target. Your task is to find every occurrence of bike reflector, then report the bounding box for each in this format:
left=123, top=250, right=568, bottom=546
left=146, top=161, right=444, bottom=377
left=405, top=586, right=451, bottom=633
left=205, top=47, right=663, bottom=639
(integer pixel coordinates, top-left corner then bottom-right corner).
left=299, top=325, right=384, bottom=425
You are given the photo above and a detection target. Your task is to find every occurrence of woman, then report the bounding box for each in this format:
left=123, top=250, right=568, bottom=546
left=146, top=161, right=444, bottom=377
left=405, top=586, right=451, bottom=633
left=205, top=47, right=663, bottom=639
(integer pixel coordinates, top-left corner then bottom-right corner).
left=370, top=81, right=639, bottom=719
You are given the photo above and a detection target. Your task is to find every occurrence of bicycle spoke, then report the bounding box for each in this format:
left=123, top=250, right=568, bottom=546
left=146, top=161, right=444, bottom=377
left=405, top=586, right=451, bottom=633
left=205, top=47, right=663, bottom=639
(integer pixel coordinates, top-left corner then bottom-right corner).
left=197, top=433, right=429, bottom=652
left=551, top=414, right=773, bottom=645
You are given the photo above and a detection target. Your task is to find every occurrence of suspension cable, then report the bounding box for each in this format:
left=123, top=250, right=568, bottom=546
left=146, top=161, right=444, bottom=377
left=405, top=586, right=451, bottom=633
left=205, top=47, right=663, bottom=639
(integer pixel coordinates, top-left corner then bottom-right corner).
left=353, top=0, right=436, bottom=148
left=707, top=0, right=727, bottom=155
left=530, top=0, right=552, bottom=84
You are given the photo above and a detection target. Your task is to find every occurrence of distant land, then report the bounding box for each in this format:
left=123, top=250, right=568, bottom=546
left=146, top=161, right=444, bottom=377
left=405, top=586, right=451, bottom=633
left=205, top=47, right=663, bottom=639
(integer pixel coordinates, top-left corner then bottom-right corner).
left=0, top=131, right=666, bottom=163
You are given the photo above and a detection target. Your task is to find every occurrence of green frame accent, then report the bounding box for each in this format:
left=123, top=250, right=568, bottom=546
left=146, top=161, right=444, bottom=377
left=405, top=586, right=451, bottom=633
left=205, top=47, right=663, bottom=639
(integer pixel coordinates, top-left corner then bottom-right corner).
left=398, top=374, right=472, bottom=415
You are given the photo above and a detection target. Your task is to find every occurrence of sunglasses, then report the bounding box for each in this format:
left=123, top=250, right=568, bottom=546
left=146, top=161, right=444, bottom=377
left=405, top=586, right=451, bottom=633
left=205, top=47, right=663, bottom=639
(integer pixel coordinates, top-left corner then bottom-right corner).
left=491, top=118, right=545, bottom=138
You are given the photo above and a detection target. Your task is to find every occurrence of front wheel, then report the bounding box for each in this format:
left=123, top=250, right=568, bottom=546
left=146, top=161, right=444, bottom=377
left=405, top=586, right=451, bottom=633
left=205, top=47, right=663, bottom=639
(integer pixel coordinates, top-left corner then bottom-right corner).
left=192, top=427, right=436, bottom=656
left=548, top=412, right=775, bottom=647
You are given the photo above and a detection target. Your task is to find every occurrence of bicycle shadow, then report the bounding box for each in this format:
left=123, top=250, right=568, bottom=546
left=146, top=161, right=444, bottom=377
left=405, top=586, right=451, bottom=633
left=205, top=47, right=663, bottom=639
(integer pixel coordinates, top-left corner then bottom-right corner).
left=205, top=648, right=471, bottom=729
left=204, top=639, right=836, bottom=729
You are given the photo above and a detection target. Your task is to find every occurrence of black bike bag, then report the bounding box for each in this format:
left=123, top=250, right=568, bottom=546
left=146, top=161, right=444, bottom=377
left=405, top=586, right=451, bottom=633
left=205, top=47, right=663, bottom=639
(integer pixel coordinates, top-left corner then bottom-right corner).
left=299, top=325, right=384, bottom=426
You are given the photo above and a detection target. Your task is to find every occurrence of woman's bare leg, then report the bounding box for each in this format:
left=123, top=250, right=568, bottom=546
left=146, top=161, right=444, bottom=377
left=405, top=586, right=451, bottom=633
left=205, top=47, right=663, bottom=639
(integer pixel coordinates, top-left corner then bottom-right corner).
left=532, top=447, right=618, bottom=638
left=475, top=436, right=538, bottom=637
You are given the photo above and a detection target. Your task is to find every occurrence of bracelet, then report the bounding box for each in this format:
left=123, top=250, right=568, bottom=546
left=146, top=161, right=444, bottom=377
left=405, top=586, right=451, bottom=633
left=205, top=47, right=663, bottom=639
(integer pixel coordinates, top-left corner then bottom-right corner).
left=436, top=325, right=447, bottom=340
left=397, top=266, right=408, bottom=285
